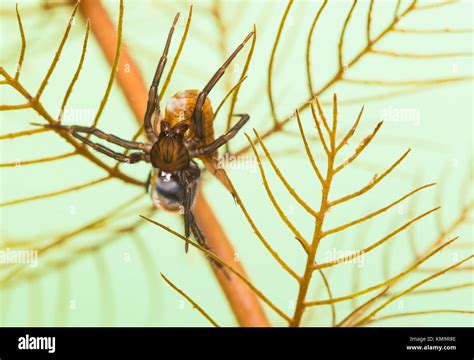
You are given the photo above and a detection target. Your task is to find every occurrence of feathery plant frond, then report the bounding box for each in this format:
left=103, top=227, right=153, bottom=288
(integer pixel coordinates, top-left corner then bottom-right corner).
left=144, top=95, right=472, bottom=326
left=1, top=0, right=472, bottom=327
left=1, top=1, right=141, bottom=188
left=236, top=0, right=473, bottom=155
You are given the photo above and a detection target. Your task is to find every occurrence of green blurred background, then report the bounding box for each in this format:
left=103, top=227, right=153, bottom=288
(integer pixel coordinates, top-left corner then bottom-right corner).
left=0, top=0, right=472, bottom=327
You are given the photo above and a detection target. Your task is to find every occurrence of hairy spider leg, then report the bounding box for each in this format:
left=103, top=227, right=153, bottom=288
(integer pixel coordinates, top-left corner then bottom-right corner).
left=143, top=12, right=180, bottom=142
left=191, top=31, right=254, bottom=143
left=31, top=123, right=150, bottom=163
left=190, top=114, right=249, bottom=157
left=72, top=133, right=147, bottom=164
left=145, top=170, right=152, bottom=193
left=188, top=214, right=228, bottom=276
left=176, top=163, right=200, bottom=253
left=183, top=181, right=193, bottom=252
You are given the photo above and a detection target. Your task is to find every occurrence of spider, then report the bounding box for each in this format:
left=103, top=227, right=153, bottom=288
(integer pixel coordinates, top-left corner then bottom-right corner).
left=34, top=13, right=253, bottom=263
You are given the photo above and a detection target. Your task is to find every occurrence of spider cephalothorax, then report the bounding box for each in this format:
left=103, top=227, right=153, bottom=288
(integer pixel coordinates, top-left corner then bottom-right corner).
left=150, top=121, right=190, bottom=172
left=34, top=12, right=253, bottom=261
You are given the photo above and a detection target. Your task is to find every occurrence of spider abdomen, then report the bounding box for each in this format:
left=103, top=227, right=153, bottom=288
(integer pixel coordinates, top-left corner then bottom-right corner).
left=154, top=172, right=185, bottom=209
left=165, top=90, right=215, bottom=148
left=150, top=165, right=200, bottom=212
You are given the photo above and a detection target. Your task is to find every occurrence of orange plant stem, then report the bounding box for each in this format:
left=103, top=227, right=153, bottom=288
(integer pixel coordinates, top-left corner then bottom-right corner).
left=75, top=0, right=270, bottom=327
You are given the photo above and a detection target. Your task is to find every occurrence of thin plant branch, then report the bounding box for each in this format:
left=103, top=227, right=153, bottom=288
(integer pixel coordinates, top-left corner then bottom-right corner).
left=90, top=0, right=123, bottom=128
left=59, top=19, right=90, bottom=121
left=36, top=2, right=79, bottom=100
left=0, top=151, right=76, bottom=167
left=253, top=128, right=319, bottom=218
left=161, top=273, right=220, bottom=327
left=267, top=0, right=293, bottom=126
left=0, top=176, right=110, bottom=207
left=316, top=207, right=441, bottom=270
left=364, top=310, right=474, bottom=325
left=306, top=236, right=460, bottom=307
left=14, top=4, right=26, bottom=81
left=247, top=132, right=310, bottom=252
left=353, top=255, right=474, bottom=326
left=295, top=109, right=324, bottom=184
left=306, top=0, right=328, bottom=96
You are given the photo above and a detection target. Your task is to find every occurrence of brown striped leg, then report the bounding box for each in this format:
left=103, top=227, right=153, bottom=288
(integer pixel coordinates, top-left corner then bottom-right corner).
left=71, top=133, right=148, bottom=164
left=190, top=114, right=249, bottom=157
left=34, top=123, right=150, bottom=151
left=143, top=13, right=180, bottom=142
left=191, top=31, right=254, bottom=142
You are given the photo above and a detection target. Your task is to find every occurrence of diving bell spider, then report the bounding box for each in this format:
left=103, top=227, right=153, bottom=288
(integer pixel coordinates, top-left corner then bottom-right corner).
left=34, top=13, right=253, bottom=262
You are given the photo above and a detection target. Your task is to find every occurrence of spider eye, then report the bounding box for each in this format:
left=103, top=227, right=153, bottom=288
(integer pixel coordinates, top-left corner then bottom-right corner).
left=173, top=122, right=189, bottom=135
left=160, top=130, right=174, bottom=138
left=160, top=120, right=171, bottom=133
